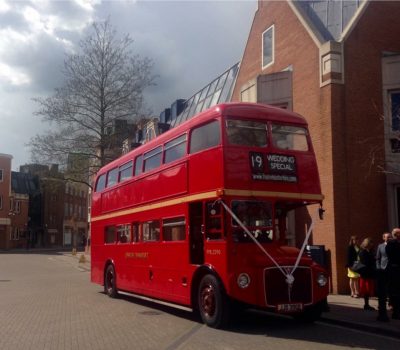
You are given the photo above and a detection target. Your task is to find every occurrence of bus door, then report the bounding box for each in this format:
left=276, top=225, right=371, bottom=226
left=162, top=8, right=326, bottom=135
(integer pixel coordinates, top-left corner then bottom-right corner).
left=189, top=202, right=204, bottom=265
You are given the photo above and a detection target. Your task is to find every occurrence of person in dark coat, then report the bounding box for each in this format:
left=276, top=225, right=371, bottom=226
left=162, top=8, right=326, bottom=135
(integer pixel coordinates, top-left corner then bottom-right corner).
left=346, top=236, right=360, bottom=298
left=358, top=237, right=376, bottom=310
left=386, top=228, right=400, bottom=320
left=376, top=232, right=391, bottom=321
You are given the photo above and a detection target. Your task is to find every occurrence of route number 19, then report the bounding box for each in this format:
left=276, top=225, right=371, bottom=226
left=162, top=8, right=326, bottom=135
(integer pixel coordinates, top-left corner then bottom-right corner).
left=250, top=152, right=264, bottom=173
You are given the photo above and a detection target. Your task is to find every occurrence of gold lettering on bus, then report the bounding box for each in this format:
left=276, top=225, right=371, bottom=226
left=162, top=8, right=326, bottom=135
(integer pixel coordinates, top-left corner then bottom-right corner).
left=206, top=249, right=221, bottom=255
left=125, top=252, right=149, bottom=259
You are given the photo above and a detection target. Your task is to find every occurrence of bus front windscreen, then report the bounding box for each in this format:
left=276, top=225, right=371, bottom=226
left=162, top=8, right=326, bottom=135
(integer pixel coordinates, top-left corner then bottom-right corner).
left=231, top=200, right=273, bottom=243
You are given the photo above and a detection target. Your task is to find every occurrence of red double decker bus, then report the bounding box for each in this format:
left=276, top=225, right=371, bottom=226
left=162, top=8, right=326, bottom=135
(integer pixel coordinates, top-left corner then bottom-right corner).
left=90, top=102, right=329, bottom=328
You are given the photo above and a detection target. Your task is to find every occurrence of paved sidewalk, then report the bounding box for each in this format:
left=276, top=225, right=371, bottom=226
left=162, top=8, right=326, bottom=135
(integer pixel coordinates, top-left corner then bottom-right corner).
left=60, top=251, right=400, bottom=337
left=321, top=294, right=400, bottom=338
left=62, top=250, right=91, bottom=271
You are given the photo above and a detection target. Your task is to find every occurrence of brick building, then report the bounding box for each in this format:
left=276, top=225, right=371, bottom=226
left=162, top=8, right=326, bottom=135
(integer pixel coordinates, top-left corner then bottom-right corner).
left=20, top=164, right=89, bottom=248
left=231, top=0, right=400, bottom=293
left=0, top=154, right=31, bottom=249
left=0, top=153, right=13, bottom=249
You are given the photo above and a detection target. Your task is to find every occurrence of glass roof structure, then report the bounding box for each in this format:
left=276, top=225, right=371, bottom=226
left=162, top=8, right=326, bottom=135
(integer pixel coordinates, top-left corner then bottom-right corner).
left=170, top=62, right=240, bottom=128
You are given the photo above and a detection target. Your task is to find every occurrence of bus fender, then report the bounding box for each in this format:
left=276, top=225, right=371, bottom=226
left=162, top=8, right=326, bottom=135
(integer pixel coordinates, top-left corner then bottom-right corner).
left=190, top=264, right=226, bottom=310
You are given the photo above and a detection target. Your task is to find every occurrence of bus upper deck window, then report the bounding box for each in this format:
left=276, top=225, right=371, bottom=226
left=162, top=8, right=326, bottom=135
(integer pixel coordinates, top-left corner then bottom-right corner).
left=144, top=146, right=162, bottom=172
left=135, top=155, right=143, bottom=176
left=95, top=174, right=106, bottom=192
left=226, top=119, right=267, bottom=147
left=164, top=134, right=187, bottom=164
left=271, top=124, right=309, bottom=151
left=107, top=168, right=118, bottom=187
left=190, top=120, right=221, bottom=154
left=119, top=161, right=133, bottom=182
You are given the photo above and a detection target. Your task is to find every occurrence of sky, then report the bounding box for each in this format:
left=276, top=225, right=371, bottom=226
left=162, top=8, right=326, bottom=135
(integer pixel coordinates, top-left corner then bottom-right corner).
left=0, top=0, right=257, bottom=170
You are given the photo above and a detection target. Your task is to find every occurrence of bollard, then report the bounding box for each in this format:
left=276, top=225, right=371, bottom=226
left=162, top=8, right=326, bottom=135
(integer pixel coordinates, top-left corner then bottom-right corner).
left=72, top=248, right=77, bottom=256
left=79, top=254, right=86, bottom=263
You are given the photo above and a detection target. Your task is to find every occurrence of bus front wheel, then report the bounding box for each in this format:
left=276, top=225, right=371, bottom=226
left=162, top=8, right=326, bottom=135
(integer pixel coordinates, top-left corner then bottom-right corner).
left=104, top=264, right=118, bottom=298
left=198, top=274, right=229, bottom=328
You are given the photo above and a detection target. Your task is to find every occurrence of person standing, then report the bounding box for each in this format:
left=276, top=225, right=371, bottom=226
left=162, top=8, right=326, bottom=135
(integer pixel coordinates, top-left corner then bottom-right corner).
left=376, top=232, right=391, bottom=321
left=358, top=237, right=376, bottom=310
left=386, top=228, right=400, bottom=320
left=346, top=236, right=360, bottom=298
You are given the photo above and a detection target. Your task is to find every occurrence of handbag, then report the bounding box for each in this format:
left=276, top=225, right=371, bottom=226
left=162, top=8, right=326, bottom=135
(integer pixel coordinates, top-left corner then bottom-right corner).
left=351, top=260, right=366, bottom=273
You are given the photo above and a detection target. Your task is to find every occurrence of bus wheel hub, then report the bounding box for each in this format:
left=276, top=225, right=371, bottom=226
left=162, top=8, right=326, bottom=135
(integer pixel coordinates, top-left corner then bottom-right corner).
left=201, top=285, right=215, bottom=316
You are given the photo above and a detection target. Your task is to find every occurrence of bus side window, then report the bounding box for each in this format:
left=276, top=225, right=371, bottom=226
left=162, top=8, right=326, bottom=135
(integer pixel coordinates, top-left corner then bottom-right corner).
left=163, top=217, right=186, bottom=241
left=107, top=168, right=118, bottom=187
left=117, top=224, right=131, bottom=243
left=164, top=134, right=187, bottom=164
left=119, top=161, right=133, bottom=182
left=104, top=226, right=116, bottom=244
left=95, top=174, right=106, bottom=192
left=142, top=221, right=160, bottom=241
left=134, top=155, right=143, bottom=176
left=143, top=146, right=163, bottom=173
left=189, top=120, right=221, bottom=154
left=132, top=223, right=140, bottom=242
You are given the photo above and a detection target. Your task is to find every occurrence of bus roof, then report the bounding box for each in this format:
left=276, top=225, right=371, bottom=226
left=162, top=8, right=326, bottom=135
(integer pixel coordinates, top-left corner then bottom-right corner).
left=98, top=102, right=308, bottom=174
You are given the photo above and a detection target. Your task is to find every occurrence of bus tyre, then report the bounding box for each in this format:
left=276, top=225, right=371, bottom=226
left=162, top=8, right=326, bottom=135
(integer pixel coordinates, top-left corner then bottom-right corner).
left=104, top=264, right=118, bottom=298
left=198, top=274, right=229, bottom=328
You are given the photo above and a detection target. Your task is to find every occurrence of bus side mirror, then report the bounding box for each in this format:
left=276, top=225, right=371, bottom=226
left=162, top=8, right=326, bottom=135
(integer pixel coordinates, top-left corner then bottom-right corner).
left=319, top=207, right=325, bottom=220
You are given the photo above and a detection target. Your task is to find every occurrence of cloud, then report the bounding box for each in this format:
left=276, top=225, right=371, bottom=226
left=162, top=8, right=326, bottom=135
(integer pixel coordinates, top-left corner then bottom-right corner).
left=0, top=0, right=257, bottom=169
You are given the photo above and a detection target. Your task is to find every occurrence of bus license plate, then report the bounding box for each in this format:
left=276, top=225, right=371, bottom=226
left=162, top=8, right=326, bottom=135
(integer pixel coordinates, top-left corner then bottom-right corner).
left=277, top=303, right=303, bottom=313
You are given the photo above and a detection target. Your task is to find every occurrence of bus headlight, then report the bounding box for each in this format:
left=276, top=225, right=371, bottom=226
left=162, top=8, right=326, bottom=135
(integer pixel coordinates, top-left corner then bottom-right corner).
left=317, top=273, right=328, bottom=287
left=237, top=273, right=251, bottom=289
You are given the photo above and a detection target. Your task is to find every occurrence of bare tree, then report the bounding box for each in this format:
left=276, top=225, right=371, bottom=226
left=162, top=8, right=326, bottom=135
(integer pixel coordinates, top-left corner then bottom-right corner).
left=29, top=20, right=156, bottom=184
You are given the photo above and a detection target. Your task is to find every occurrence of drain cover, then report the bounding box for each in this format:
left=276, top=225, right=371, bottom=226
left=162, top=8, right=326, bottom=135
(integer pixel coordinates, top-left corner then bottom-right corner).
left=0, top=280, right=11, bottom=282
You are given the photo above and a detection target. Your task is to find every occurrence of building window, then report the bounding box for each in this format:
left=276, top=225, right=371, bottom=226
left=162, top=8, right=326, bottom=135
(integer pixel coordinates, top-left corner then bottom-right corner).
left=0, top=169, right=3, bottom=182
left=15, top=201, right=20, bottom=213
left=10, top=227, right=20, bottom=240
left=262, top=25, right=274, bottom=69
left=390, top=91, right=400, bottom=132
left=0, top=195, right=2, bottom=210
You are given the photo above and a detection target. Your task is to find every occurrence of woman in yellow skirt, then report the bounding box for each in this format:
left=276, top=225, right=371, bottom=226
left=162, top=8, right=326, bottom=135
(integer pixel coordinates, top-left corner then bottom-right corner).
left=347, top=236, right=360, bottom=297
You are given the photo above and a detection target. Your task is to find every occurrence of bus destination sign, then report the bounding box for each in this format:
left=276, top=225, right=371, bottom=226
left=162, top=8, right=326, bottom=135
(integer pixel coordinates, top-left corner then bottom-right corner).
left=250, top=152, right=297, bottom=183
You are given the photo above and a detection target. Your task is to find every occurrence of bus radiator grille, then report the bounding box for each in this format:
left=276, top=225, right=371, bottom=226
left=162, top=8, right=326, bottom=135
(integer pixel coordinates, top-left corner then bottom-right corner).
left=264, top=266, right=312, bottom=307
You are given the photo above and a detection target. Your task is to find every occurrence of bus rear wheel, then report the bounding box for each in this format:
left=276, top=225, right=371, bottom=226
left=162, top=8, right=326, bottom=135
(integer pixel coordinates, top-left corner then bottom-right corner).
left=104, top=264, right=118, bottom=298
left=198, top=274, right=229, bottom=328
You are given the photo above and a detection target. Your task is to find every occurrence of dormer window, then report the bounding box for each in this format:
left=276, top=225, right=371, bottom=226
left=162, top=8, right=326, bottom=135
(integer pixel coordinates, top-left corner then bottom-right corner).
left=262, top=25, right=274, bottom=69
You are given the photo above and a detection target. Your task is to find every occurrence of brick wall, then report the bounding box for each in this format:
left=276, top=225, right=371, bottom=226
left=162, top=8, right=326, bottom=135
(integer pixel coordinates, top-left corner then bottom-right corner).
left=232, top=0, right=400, bottom=293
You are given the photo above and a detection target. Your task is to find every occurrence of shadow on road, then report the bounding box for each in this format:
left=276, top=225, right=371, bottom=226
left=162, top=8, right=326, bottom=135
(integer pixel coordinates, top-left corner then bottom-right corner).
left=101, top=291, right=399, bottom=349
